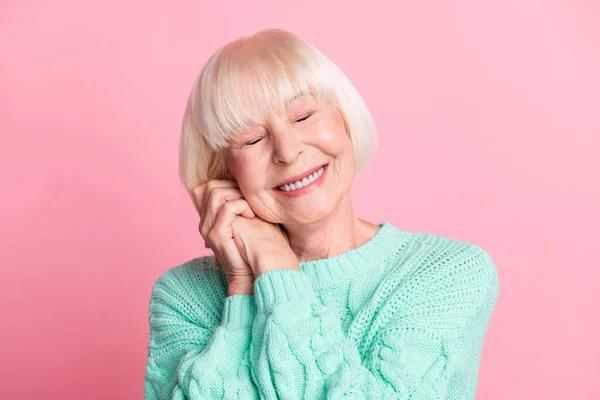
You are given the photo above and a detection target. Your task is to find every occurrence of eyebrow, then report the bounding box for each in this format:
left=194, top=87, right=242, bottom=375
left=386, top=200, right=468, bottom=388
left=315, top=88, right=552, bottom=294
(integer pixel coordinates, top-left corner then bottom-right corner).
left=284, top=92, right=312, bottom=107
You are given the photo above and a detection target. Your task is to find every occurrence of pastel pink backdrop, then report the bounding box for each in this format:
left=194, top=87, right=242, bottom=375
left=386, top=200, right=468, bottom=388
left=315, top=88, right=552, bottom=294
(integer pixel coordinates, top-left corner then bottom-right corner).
left=1, top=1, right=598, bottom=398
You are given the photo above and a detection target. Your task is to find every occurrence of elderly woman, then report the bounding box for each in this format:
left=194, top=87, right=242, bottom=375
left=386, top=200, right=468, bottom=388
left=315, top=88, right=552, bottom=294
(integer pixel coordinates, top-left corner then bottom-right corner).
left=144, top=28, right=499, bottom=400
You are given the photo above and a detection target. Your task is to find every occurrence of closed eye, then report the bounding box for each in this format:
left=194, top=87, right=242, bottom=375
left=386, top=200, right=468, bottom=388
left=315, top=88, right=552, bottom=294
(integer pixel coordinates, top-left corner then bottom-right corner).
left=246, top=137, right=263, bottom=145
left=295, top=113, right=313, bottom=123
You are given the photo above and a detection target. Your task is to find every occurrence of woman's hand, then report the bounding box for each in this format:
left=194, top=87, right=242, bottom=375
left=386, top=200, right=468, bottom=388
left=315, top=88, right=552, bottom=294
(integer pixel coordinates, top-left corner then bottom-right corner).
left=192, top=180, right=257, bottom=296
left=192, top=180, right=299, bottom=295
left=230, top=216, right=300, bottom=277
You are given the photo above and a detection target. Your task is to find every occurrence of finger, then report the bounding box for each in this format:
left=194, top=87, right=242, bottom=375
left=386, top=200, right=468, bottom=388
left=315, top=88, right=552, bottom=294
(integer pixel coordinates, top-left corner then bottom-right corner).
left=208, top=201, right=254, bottom=273
left=198, top=180, right=239, bottom=218
left=191, top=183, right=208, bottom=212
left=220, top=237, right=252, bottom=276
left=191, top=179, right=238, bottom=219
left=206, top=199, right=255, bottom=250
left=201, top=187, right=245, bottom=239
left=211, top=199, right=256, bottom=236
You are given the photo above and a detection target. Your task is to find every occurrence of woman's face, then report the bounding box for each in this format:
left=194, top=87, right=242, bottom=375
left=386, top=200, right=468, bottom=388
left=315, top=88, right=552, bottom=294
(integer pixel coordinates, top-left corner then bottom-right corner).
left=224, top=95, right=355, bottom=225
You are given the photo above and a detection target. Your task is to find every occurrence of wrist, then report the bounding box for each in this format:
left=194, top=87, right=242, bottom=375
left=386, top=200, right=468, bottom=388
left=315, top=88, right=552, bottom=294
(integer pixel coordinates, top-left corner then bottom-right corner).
left=227, top=281, right=255, bottom=296
left=255, top=251, right=300, bottom=276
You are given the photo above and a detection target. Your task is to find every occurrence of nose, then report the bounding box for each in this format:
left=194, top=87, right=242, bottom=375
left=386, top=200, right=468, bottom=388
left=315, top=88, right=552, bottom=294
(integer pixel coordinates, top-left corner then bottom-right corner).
left=271, top=124, right=304, bottom=165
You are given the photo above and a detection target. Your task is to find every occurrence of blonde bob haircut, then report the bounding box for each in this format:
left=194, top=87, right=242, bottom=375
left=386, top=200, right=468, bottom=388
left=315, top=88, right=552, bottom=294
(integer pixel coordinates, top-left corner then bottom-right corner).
left=179, top=28, right=377, bottom=192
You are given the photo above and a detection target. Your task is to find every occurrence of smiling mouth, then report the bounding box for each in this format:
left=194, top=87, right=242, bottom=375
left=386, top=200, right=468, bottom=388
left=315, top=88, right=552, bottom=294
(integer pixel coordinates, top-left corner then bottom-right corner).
left=275, top=164, right=327, bottom=192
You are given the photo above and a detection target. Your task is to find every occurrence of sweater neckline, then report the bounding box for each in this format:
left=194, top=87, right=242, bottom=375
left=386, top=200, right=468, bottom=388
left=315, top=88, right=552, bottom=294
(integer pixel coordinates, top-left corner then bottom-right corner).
left=297, top=221, right=410, bottom=286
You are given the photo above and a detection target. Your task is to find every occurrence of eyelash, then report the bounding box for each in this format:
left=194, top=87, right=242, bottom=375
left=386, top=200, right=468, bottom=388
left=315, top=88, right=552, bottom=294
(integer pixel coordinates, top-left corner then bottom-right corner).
left=245, top=113, right=314, bottom=146
left=295, top=113, right=313, bottom=122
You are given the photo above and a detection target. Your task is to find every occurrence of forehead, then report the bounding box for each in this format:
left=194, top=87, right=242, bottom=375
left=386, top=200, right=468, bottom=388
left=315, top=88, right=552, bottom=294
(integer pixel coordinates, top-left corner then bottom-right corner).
left=252, top=92, right=318, bottom=120
left=279, top=91, right=322, bottom=116
left=284, top=92, right=316, bottom=107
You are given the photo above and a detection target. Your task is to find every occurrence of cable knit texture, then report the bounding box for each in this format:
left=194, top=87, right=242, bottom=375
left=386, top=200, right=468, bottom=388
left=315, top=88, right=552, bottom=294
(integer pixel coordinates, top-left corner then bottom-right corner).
left=144, top=222, right=499, bottom=399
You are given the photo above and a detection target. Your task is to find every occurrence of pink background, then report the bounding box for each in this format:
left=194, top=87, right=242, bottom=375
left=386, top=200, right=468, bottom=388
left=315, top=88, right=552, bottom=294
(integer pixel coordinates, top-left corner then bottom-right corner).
left=1, top=1, right=599, bottom=398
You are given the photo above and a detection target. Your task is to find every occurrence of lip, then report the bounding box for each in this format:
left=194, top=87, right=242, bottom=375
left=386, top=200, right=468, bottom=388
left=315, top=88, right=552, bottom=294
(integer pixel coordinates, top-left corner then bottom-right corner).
left=272, top=162, right=329, bottom=197
left=273, top=163, right=328, bottom=189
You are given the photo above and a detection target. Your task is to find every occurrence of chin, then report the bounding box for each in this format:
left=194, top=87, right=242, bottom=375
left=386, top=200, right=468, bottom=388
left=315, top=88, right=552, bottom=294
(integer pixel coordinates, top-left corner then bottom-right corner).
left=282, top=204, right=336, bottom=226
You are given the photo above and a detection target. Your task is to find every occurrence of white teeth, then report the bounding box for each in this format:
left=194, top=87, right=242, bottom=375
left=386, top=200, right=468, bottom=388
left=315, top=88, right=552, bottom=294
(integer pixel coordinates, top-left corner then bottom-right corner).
left=277, top=165, right=325, bottom=192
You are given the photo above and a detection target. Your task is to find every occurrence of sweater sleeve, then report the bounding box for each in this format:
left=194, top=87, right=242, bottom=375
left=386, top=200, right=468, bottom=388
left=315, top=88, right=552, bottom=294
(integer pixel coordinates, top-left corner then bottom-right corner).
left=249, top=246, right=499, bottom=399
left=144, top=266, right=260, bottom=400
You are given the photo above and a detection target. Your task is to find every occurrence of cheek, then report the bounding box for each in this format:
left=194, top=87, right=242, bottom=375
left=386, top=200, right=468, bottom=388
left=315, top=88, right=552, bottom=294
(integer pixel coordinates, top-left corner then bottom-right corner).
left=228, top=156, right=252, bottom=183
left=230, top=156, right=268, bottom=194
left=314, top=117, right=352, bottom=154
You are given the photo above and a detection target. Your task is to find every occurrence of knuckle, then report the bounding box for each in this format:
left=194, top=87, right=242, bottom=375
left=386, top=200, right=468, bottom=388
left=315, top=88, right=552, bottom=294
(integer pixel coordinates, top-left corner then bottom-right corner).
left=192, top=185, right=206, bottom=204
left=205, top=228, right=215, bottom=241
left=206, top=186, right=223, bottom=204
left=205, top=180, right=218, bottom=193
left=222, top=200, right=235, bottom=213
left=192, top=184, right=204, bottom=197
left=206, top=231, right=221, bottom=248
left=199, top=224, right=208, bottom=239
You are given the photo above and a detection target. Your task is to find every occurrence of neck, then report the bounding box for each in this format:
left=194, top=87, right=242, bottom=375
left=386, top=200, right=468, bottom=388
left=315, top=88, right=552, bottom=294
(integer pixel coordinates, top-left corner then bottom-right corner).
left=280, top=191, right=380, bottom=262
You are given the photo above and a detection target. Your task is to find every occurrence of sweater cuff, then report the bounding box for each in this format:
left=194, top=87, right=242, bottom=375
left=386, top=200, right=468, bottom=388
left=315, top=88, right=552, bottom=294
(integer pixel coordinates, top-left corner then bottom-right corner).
left=254, top=269, right=318, bottom=312
left=220, top=294, right=256, bottom=328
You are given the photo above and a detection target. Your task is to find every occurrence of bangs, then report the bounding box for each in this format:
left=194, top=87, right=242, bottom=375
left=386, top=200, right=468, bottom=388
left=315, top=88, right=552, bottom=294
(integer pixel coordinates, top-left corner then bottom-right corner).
left=196, top=37, right=334, bottom=150
left=180, top=28, right=377, bottom=191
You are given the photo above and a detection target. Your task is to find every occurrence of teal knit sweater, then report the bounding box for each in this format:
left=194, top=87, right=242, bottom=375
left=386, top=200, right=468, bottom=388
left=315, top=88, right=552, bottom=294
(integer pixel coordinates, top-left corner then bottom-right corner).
left=144, top=222, right=499, bottom=399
